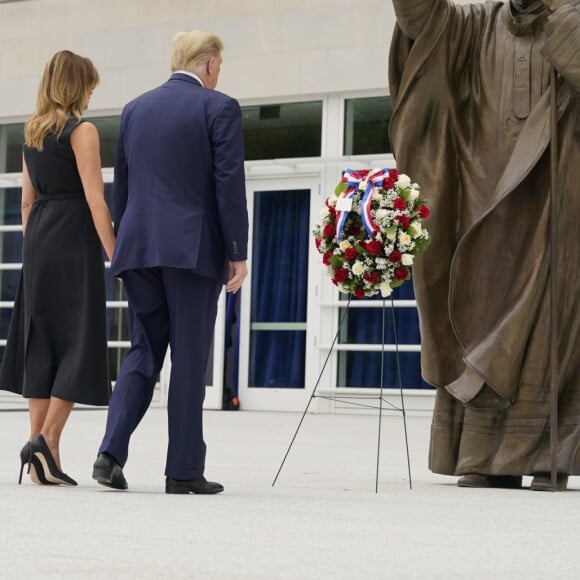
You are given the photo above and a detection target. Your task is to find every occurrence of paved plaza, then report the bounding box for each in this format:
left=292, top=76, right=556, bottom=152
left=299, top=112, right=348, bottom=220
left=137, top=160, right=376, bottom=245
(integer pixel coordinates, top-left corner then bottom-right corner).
left=0, top=393, right=579, bottom=579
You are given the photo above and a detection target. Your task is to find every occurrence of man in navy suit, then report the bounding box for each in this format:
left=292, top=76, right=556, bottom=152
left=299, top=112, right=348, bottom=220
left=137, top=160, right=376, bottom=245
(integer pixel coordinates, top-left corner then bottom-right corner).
left=92, top=29, right=248, bottom=494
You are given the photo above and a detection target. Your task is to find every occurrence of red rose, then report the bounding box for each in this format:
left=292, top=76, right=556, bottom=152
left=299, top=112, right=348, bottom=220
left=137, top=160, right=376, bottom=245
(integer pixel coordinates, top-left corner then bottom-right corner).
left=366, top=240, right=383, bottom=256
left=358, top=240, right=367, bottom=250
left=348, top=223, right=361, bottom=236
left=323, top=223, right=336, bottom=237
left=333, top=268, right=349, bottom=283
left=329, top=206, right=337, bottom=217
left=393, top=197, right=407, bottom=211
left=396, top=215, right=410, bottom=229
left=382, top=177, right=396, bottom=190
left=418, top=204, right=430, bottom=219
left=322, top=252, right=333, bottom=266
left=344, top=247, right=357, bottom=260
left=364, top=271, right=378, bottom=284
left=354, top=287, right=365, bottom=299
left=394, top=267, right=409, bottom=281
left=389, top=169, right=399, bottom=180
left=315, top=237, right=322, bottom=250
left=388, top=250, right=402, bottom=263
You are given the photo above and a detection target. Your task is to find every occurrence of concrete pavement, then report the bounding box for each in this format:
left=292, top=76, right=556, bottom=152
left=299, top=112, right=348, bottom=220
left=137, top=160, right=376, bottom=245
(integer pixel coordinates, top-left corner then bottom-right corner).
left=0, top=395, right=579, bottom=579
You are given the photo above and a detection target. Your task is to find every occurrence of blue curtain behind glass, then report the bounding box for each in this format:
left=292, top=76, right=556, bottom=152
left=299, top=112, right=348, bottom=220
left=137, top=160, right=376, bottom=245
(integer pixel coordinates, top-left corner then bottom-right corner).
left=249, top=190, right=309, bottom=388
left=340, top=281, right=432, bottom=389
left=224, top=291, right=241, bottom=397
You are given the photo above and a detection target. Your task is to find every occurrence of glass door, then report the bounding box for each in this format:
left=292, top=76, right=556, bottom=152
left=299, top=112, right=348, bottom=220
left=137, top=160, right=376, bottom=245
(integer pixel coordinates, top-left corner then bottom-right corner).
left=237, top=177, right=319, bottom=411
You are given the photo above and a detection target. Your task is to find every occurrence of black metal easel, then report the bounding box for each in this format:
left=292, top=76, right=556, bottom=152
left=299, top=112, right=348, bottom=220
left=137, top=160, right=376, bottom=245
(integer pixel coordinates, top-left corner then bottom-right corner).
left=272, top=295, right=413, bottom=492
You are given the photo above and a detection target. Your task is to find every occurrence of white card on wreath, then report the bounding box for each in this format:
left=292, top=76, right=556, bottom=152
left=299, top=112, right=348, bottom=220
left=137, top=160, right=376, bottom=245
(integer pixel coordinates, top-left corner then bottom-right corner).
left=336, top=197, right=353, bottom=212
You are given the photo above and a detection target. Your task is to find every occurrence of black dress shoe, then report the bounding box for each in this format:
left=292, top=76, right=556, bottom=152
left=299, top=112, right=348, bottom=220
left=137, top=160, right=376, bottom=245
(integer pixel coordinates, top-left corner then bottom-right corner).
left=165, top=476, right=224, bottom=495
left=92, top=452, right=128, bottom=490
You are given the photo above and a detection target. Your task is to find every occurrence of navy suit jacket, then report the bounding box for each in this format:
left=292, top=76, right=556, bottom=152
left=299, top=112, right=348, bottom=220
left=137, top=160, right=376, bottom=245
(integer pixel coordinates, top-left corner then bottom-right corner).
left=110, top=73, right=248, bottom=283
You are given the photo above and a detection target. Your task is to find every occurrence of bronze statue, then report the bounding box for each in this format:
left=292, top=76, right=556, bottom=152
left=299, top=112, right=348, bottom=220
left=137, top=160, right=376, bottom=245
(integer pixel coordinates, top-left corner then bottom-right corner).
left=389, top=0, right=580, bottom=490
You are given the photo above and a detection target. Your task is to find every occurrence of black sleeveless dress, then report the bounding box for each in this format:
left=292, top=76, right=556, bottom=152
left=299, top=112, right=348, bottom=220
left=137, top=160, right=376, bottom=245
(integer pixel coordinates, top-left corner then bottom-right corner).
left=0, top=119, right=111, bottom=405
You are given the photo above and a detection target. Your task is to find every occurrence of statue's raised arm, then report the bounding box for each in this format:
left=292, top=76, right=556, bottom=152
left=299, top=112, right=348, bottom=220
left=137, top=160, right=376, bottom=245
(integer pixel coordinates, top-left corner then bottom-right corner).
left=391, top=0, right=441, bottom=39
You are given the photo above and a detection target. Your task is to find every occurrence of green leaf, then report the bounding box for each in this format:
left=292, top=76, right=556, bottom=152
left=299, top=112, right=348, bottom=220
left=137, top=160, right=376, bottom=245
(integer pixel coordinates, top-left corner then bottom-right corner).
left=335, top=181, right=348, bottom=196
left=329, top=256, right=344, bottom=268
left=414, top=236, right=431, bottom=253
left=398, top=187, right=410, bottom=203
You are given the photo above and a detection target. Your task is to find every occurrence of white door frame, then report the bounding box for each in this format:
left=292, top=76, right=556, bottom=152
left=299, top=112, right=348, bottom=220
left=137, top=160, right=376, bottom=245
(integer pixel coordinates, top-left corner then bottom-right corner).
left=237, top=173, right=321, bottom=412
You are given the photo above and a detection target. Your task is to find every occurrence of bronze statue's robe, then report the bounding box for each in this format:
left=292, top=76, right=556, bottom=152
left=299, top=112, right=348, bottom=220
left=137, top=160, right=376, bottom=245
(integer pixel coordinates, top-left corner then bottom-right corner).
left=389, top=0, right=580, bottom=476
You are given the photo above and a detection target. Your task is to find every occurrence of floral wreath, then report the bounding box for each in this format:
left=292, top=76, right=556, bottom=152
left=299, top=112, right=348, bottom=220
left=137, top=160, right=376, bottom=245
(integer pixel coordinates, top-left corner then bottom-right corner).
left=313, top=168, right=431, bottom=299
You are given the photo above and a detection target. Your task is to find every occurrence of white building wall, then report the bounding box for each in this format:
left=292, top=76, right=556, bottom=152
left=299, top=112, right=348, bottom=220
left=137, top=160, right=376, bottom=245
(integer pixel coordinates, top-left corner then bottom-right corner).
left=0, top=0, right=401, bottom=119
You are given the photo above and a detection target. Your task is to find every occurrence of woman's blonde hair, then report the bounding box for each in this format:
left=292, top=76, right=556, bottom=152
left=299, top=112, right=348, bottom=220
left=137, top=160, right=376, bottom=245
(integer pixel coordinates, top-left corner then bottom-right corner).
left=170, top=29, right=223, bottom=75
left=24, top=50, right=100, bottom=151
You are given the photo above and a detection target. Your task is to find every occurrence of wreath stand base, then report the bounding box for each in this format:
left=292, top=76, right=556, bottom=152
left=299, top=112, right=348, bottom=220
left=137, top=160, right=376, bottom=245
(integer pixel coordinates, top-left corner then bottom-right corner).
left=272, top=295, right=413, bottom=492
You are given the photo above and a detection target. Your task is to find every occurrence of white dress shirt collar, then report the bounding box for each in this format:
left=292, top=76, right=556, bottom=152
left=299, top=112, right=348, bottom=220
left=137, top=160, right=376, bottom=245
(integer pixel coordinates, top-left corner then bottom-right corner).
left=173, top=70, right=204, bottom=87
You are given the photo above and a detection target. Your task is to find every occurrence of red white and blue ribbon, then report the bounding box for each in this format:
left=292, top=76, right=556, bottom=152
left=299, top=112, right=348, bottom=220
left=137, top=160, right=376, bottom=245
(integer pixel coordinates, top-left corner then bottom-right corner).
left=336, top=168, right=388, bottom=239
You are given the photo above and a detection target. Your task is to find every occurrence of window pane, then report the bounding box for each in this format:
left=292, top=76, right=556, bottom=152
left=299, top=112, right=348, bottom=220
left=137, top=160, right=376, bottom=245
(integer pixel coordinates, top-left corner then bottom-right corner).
left=338, top=351, right=426, bottom=389
left=242, top=101, right=322, bottom=160
left=336, top=283, right=431, bottom=389
left=0, top=187, right=22, bottom=358
left=344, top=96, right=392, bottom=156
left=0, top=124, right=24, bottom=173
left=87, top=116, right=121, bottom=167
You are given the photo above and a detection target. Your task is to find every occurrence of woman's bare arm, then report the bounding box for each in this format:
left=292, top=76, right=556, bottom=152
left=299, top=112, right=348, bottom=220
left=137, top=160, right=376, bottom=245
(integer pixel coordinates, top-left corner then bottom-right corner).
left=21, top=156, right=36, bottom=235
left=70, top=122, right=115, bottom=261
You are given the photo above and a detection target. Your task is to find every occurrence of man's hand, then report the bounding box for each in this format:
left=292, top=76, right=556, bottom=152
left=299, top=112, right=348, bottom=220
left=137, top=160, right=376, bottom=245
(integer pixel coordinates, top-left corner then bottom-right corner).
left=226, top=260, right=248, bottom=294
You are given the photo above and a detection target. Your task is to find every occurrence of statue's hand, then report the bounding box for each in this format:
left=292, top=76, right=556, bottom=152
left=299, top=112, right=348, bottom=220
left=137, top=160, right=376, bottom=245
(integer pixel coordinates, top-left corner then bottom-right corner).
left=543, top=0, right=568, bottom=11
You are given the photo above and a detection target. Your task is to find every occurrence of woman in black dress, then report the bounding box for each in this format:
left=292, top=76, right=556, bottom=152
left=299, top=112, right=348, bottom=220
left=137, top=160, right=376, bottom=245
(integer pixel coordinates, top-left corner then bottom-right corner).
left=0, top=50, right=115, bottom=485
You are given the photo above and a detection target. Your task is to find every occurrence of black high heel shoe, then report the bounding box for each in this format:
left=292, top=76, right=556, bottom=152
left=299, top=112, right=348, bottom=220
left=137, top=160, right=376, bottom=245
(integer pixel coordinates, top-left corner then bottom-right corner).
left=18, top=442, right=32, bottom=484
left=18, top=441, right=53, bottom=485
left=19, top=442, right=55, bottom=485
left=29, top=434, right=78, bottom=486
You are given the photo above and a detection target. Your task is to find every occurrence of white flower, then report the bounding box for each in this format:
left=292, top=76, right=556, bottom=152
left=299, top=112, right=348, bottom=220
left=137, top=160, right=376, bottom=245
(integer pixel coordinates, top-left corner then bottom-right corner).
left=386, top=229, right=397, bottom=241
left=401, top=253, right=414, bottom=266
left=339, top=240, right=352, bottom=251
left=352, top=262, right=365, bottom=276
left=320, top=207, right=330, bottom=219
left=380, top=281, right=392, bottom=297
left=327, top=197, right=337, bottom=207
left=372, top=191, right=383, bottom=201
left=396, top=174, right=412, bottom=188
left=411, top=222, right=422, bottom=237
left=408, top=187, right=420, bottom=202
left=398, top=232, right=412, bottom=246
left=376, top=209, right=389, bottom=219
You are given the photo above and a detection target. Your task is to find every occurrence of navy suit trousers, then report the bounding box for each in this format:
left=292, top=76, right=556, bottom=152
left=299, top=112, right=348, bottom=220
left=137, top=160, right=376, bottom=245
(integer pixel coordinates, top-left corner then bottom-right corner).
left=99, top=267, right=221, bottom=480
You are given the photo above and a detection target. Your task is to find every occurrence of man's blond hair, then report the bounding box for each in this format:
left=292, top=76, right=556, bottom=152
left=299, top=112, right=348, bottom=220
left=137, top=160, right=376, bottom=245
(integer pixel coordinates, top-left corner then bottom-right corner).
left=170, top=29, right=224, bottom=74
